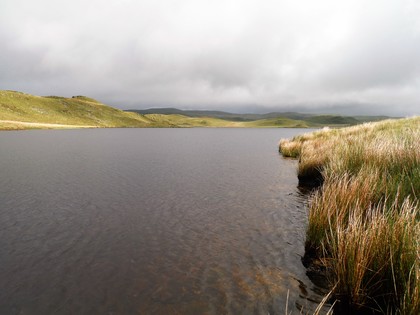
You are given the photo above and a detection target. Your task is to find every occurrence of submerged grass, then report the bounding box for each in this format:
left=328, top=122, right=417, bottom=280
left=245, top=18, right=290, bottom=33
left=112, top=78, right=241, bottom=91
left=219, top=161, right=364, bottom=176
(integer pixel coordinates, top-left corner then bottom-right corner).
left=279, top=117, right=420, bottom=314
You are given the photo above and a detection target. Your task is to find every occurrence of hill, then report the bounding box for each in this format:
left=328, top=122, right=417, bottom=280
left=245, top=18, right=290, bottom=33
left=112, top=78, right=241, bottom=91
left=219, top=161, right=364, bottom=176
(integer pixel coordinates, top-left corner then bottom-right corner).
left=305, top=115, right=359, bottom=125
left=128, top=108, right=389, bottom=126
left=129, top=108, right=314, bottom=121
left=1, top=90, right=391, bottom=130
left=0, top=90, right=154, bottom=129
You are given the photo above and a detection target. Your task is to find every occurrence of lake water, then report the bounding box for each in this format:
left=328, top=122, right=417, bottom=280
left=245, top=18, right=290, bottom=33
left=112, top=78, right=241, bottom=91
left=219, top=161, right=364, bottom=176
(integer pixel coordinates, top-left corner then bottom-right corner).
left=0, top=128, right=326, bottom=314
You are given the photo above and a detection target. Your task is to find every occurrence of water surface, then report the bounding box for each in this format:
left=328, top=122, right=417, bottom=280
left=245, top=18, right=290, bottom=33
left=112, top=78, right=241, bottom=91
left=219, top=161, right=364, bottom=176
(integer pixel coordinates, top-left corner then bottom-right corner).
left=0, top=128, right=325, bottom=314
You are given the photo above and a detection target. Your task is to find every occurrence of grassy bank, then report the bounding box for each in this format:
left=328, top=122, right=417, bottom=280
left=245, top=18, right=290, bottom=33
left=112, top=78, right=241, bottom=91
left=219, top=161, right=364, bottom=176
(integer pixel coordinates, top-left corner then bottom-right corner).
left=279, top=117, right=419, bottom=313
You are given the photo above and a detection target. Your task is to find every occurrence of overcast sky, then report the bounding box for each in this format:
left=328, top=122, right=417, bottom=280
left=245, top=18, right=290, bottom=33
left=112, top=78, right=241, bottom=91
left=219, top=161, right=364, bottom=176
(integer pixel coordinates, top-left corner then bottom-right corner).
left=1, top=0, right=419, bottom=115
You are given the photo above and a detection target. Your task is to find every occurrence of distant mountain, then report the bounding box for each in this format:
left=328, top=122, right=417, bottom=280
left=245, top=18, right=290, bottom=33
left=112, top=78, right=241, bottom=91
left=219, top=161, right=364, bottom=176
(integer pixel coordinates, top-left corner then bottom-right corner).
left=305, top=115, right=360, bottom=125
left=128, top=108, right=333, bottom=121
left=127, top=108, right=390, bottom=125
left=128, top=108, right=259, bottom=121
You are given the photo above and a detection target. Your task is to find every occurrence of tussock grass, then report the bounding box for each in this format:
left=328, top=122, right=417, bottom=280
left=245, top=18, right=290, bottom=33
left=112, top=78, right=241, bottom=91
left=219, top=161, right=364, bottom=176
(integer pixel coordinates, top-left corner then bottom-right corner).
left=325, top=198, right=419, bottom=313
left=280, top=117, right=420, bottom=313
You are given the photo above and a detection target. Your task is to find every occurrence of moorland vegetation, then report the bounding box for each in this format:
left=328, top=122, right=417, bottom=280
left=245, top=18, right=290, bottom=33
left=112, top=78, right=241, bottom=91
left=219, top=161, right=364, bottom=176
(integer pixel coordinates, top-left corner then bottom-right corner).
left=280, top=117, right=419, bottom=314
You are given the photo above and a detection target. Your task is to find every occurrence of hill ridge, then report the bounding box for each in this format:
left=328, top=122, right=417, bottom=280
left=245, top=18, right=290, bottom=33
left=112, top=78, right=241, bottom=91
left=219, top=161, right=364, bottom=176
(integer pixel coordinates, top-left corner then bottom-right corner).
left=0, top=90, right=392, bottom=130
left=128, top=108, right=389, bottom=124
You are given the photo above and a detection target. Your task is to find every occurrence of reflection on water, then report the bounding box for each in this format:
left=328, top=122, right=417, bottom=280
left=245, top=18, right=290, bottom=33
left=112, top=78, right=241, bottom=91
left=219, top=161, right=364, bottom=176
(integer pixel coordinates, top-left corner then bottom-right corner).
left=0, top=128, right=327, bottom=314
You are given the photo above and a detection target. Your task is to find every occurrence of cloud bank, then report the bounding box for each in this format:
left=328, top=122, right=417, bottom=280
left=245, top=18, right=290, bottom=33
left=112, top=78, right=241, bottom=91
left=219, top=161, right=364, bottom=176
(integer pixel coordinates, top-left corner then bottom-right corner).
left=1, top=0, right=419, bottom=115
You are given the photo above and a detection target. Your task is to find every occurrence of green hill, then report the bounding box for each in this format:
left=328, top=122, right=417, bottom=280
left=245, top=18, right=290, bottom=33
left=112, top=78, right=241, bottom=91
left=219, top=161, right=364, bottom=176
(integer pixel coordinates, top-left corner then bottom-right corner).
left=129, top=108, right=390, bottom=126
left=0, top=91, right=245, bottom=129
left=0, top=90, right=154, bottom=129
left=129, top=108, right=317, bottom=121
left=305, top=115, right=360, bottom=125
left=0, top=90, right=390, bottom=130
left=141, top=114, right=242, bottom=127
left=241, top=117, right=309, bottom=128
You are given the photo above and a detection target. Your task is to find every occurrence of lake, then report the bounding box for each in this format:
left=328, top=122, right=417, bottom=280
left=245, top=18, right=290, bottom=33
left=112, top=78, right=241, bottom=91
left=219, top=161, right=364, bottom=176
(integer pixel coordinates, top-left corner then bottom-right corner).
left=0, top=128, right=326, bottom=314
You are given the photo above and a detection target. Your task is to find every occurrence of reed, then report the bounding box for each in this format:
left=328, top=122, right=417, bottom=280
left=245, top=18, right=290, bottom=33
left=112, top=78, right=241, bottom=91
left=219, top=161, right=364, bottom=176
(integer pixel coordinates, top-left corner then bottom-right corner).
left=280, top=117, right=420, bottom=313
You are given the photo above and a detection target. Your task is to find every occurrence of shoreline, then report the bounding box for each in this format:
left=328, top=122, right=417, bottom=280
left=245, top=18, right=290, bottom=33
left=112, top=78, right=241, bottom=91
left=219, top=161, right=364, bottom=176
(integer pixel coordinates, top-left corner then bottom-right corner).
left=0, top=120, right=97, bottom=130
left=0, top=120, right=317, bottom=131
left=279, top=117, right=419, bottom=314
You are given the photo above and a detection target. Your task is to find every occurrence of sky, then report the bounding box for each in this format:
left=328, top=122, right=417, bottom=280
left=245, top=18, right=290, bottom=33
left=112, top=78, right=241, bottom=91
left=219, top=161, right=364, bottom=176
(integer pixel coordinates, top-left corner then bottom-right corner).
left=1, top=0, right=419, bottom=115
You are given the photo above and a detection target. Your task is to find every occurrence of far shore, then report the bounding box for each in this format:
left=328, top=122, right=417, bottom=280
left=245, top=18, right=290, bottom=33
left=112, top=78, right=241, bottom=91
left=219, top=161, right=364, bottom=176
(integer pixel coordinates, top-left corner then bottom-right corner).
left=1, top=90, right=396, bottom=130
left=0, top=120, right=97, bottom=130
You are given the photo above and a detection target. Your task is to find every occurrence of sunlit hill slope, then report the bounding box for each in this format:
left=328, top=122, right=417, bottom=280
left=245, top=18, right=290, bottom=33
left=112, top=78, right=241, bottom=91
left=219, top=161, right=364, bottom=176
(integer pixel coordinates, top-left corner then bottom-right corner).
left=0, top=90, right=389, bottom=130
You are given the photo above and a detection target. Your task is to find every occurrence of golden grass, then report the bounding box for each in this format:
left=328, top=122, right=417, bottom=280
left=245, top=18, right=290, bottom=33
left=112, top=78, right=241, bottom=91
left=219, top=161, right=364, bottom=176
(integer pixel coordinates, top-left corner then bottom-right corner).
left=279, top=117, right=420, bottom=313
left=325, top=198, right=419, bottom=313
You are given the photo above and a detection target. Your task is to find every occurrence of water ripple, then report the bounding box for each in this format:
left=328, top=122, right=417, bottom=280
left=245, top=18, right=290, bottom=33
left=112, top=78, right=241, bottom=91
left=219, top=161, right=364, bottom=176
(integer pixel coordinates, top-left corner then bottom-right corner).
left=0, top=128, right=327, bottom=314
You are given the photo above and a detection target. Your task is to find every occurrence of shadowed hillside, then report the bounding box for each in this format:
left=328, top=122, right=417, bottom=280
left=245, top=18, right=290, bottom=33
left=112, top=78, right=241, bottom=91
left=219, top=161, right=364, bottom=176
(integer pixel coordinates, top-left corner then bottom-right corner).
left=129, top=108, right=391, bottom=126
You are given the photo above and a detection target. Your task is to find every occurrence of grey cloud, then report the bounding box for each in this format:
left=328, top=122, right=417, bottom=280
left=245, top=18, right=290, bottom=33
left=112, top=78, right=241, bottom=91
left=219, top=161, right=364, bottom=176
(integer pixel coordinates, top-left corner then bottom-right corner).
left=0, top=0, right=419, bottom=115
left=317, top=7, right=420, bottom=92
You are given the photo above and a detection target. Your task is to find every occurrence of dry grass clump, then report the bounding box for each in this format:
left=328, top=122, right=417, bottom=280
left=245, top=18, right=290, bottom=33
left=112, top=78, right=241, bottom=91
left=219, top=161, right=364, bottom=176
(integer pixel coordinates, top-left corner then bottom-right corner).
left=280, top=117, right=420, bottom=313
left=279, top=138, right=302, bottom=158
left=306, top=171, right=383, bottom=257
left=325, top=198, right=419, bottom=313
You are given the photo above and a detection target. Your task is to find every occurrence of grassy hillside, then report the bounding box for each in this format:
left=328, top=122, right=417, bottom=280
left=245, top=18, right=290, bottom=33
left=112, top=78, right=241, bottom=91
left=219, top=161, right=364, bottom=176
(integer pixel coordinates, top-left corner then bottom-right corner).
left=142, top=114, right=244, bottom=127
left=0, top=91, right=311, bottom=129
left=0, top=90, right=153, bottom=129
left=279, top=117, right=420, bottom=314
left=241, top=117, right=309, bottom=128
left=305, top=115, right=359, bottom=125
left=129, top=108, right=391, bottom=125
left=129, top=108, right=262, bottom=121
left=0, top=90, right=392, bottom=130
